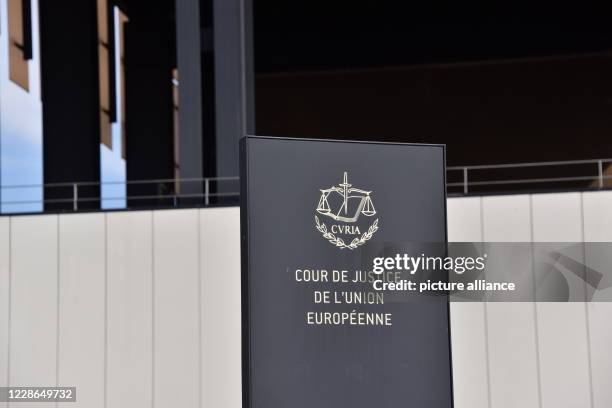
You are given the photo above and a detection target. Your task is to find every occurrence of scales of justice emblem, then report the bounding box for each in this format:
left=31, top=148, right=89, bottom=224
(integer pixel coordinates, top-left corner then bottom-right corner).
left=314, top=172, right=379, bottom=249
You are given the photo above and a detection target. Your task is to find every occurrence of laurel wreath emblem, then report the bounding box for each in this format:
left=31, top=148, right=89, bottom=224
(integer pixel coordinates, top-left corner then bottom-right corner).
left=315, top=215, right=379, bottom=250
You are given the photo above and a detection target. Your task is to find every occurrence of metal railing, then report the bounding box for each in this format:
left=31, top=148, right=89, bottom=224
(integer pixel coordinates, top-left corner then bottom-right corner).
left=1, top=158, right=611, bottom=213
left=446, top=158, right=612, bottom=195
left=0, top=177, right=240, bottom=212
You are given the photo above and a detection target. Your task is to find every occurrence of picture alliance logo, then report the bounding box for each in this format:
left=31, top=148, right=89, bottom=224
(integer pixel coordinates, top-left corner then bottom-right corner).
left=315, top=172, right=379, bottom=249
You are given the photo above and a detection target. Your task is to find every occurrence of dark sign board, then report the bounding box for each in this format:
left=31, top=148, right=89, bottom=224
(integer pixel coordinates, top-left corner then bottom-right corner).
left=241, top=136, right=452, bottom=408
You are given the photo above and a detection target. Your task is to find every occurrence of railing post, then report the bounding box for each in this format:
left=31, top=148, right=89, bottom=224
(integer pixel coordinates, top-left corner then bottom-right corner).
left=205, top=178, right=210, bottom=206
left=598, top=160, right=604, bottom=189
left=463, top=168, right=469, bottom=195
left=72, top=183, right=78, bottom=211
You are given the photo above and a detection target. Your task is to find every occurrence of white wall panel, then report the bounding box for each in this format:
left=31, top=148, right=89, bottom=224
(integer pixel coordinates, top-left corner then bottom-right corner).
left=57, top=214, right=105, bottom=408
left=153, top=210, right=200, bottom=408
left=531, top=193, right=592, bottom=408
left=482, top=195, right=532, bottom=242
left=106, top=211, right=153, bottom=408
left=582, top=191, right=612, bottom=408
left=0, top=218, right=9, bottom=408
left=199, top=207, right=241, bottom=408
left=482, top=195, right=540, bottom=408
left=446, top=197, right=489, bottom=408
left=447, top=196, right=482, bottom=242
left=585, top=303, right=612, bottom=408
left=1, top=190, right=611, bottom=407
left=9, top=215, right=57, bottom=408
